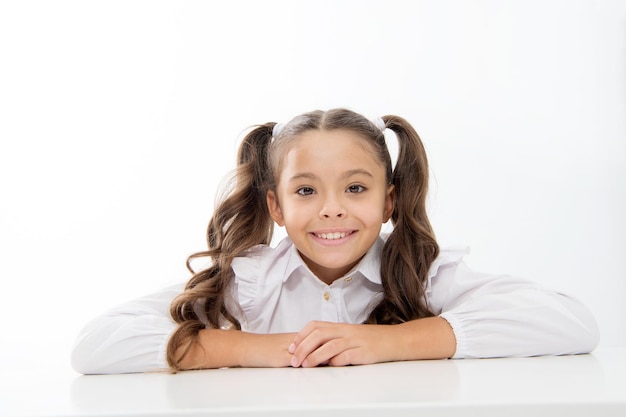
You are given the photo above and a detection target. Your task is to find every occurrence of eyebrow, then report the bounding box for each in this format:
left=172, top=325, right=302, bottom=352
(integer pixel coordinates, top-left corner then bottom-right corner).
left=288, top=169, right=374, bottom=182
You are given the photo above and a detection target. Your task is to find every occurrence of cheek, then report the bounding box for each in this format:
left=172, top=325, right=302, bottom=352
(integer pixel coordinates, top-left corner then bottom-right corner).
left=352, top=198, right=387, bottom=223
left=280, top=200, right=311, bottom=224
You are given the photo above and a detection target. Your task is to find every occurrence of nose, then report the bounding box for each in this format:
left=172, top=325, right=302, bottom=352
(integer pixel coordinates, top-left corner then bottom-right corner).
left=319, top=194, right=347, bottom=219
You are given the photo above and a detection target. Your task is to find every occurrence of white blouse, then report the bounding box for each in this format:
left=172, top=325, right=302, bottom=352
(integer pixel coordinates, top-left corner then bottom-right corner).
left=71, top=237, right=599, bottom=374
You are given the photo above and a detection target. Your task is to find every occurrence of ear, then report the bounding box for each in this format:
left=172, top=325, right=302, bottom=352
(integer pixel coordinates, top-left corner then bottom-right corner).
left=383, top=184, right=395, bottom=222
left=266, top=190, right=285, bottom=226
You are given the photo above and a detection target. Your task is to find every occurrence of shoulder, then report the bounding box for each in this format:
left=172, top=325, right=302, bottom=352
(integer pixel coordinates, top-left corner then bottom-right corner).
left=230, top=237, right=295, bottom=280
left=429, top=247, right=470, bottom=278
left=425, top=246, right=470, bottom=295
left=229, top=237, right=298, bottom=321
left=377, top=233, right=468, bottom=283
left=377, top=233, right=468, bottom=290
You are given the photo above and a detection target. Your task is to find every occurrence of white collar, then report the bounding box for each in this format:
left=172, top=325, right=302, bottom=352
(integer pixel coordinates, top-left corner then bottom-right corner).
left=251, top=236, right=468, bottom=291
left=280, top=237, right=385, bottom=286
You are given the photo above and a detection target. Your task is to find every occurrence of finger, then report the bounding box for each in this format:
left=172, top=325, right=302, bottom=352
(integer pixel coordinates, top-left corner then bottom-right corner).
left=289, top=321, right=334, bottom=366
left=290, top=320, right=327, bottom=351
left=327, top=348, right=361, bottom=367
left=291, top=327, right=332, bottom=367
left=291, top=324, right=348, bottom=367
left=301, top=337, right=350, bottom=368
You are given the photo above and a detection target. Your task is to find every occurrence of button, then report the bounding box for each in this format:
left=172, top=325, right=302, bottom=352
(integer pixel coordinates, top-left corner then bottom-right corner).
left=344, top=276, right=352, bottom=282
left=323, top=292, right=330, bottom=301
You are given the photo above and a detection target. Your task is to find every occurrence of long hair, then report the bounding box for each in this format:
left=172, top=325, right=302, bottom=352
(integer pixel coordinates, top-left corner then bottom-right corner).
left=166, top=123, right=275, bottom=369
left=366, top=114, right=439, bottom=323
left=166, top=108, right=439, bottom=369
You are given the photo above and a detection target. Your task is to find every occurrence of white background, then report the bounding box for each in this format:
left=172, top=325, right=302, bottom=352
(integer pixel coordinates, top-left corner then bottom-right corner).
left=1, top=0, right=624, bottom=374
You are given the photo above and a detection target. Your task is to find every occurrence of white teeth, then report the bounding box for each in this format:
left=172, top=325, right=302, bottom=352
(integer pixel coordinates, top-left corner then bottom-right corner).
left=318, top=232, right=347, bottom=240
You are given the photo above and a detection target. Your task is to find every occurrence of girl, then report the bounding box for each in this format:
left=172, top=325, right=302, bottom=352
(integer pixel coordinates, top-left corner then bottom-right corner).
left=72, top=108, right=599, bottom=374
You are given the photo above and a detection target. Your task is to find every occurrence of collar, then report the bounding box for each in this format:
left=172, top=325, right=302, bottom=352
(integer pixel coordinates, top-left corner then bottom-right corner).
left=278, top=236, right=468, bottom=291
left=281, top=236, right=384, bottom=285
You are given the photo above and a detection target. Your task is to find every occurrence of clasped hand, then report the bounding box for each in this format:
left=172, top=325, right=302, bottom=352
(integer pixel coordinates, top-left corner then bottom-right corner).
left=287, top=321, right=396, bottom=368
left=200, top=316, right=450, bottom=369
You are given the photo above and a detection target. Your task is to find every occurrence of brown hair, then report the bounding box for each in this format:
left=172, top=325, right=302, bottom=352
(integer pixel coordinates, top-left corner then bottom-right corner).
left=166, top=108, right=439, bottom=369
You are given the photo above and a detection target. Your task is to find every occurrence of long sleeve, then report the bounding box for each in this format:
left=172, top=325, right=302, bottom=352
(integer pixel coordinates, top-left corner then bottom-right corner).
left=71, top=282, right=184, bottom=374
left=430, top=261, right=600, bottom=359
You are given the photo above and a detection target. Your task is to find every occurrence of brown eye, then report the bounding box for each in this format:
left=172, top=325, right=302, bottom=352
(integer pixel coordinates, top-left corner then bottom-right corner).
left=346, top=184, right=365, bottom=193
left=296, top=187, right=315, bottom=196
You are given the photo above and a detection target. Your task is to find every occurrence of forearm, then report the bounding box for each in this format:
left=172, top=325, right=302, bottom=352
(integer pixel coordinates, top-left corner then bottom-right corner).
left=391, top=316, right=457, bottom=361
left=177, top=329, right=296, bottom=370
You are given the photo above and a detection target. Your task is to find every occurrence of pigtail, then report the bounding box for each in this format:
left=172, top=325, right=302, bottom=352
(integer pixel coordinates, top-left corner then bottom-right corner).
left=166, top=123, right=275, bottom=370
left=367, top=115, right=439, bottom=324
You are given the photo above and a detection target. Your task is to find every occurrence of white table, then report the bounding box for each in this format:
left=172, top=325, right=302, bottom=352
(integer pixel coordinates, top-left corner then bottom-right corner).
left=2, top=348, right=625, bottom=417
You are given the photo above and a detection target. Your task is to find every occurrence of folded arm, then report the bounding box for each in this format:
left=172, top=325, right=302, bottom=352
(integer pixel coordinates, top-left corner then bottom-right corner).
left=289, top=261, right=600, bottom=367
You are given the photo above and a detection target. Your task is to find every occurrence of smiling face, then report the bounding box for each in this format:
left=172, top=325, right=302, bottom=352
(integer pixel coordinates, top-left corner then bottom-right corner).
left=267, top=129, right=395, bottom=285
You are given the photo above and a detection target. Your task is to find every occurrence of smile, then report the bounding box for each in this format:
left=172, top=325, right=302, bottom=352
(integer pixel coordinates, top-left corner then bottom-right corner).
left=313, top=231, right=354, bottom=240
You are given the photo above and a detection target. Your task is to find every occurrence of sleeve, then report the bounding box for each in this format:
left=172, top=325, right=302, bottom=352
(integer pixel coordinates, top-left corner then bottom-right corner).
left=429, top=262, right=600, bottom=359
left=229, top=241, right=291, bottom=332
left=230, top=251, right=270, bottom=332
left=231, top=256, right=259, bottom=324
left=71, top=282, right=184, bottom=374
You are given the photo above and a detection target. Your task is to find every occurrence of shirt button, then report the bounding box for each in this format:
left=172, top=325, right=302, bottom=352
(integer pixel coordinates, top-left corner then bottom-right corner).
left=344, top=276, right=352, bottom=283
left=323, top=292, right=330, bottom=301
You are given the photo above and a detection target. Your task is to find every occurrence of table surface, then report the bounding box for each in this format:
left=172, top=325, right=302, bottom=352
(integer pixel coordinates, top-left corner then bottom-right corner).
left=2, top=348, right=625, bottom=417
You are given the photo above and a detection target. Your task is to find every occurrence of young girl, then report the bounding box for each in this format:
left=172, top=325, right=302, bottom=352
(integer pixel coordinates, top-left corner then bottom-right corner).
left=72, top=108, right=599, bottom=374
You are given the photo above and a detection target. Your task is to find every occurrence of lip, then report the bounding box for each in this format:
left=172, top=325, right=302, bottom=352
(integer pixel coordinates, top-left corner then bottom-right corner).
left=309, top=229, right=357, bottom=246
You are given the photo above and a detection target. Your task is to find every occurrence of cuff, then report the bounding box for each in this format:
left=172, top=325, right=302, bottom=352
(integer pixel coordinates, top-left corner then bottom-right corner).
left=439, top=312, right=468, bottom=359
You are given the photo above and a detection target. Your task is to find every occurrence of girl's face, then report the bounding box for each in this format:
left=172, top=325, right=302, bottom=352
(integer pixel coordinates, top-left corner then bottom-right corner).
left=267, top=129, right=394, bottom=285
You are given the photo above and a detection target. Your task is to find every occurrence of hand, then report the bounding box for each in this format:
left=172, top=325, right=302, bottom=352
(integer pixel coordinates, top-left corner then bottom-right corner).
left=288, top=321, right=398, bottom=368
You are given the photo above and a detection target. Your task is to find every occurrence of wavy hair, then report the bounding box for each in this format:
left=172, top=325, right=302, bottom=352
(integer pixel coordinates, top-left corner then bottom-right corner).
left=166, top=108, right=439, bottom=369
